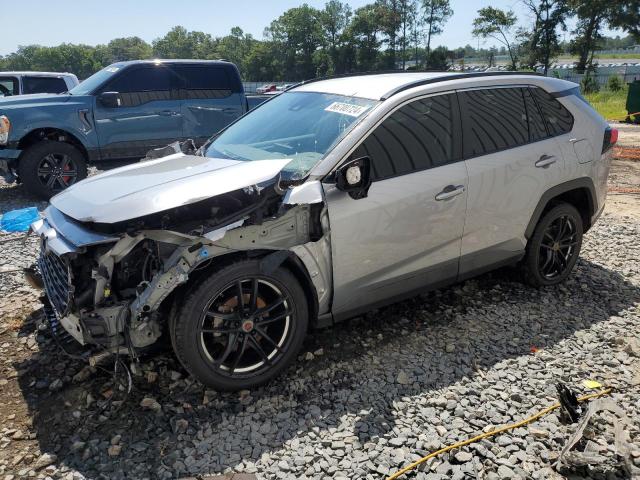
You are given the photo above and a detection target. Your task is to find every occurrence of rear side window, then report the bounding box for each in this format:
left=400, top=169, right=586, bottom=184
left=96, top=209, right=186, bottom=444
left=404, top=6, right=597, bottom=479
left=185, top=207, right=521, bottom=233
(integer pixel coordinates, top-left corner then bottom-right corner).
left=103, top=66, right=173, bottom=107
left=351, top=93, right=458, bottom=181
left=460, top=88, right=529, bottom=158
left=531, top=87, right=574, bottom=136
left=523, top=88, right=548, bottom=142
left=23, top=76, right=68, bottom=94
left=173, top=65, right=233, bottom=99
left=0, top=76, right=19, bottom=96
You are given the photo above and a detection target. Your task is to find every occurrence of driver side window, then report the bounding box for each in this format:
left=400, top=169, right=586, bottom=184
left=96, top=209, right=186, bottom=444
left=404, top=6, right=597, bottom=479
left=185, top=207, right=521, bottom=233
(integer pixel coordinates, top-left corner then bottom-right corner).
left=350, top=93, right=458, bottom=181
left=102, top=67, right=173, bottom=107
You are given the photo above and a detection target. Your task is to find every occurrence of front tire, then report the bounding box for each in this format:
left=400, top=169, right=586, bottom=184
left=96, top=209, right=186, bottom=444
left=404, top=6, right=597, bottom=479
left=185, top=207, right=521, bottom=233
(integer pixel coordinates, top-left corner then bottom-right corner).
left=170, top=259, right=308, bottom=390
left=523, top=203, right=583, bottom=287
left=18, top=142, right=88, bottom=199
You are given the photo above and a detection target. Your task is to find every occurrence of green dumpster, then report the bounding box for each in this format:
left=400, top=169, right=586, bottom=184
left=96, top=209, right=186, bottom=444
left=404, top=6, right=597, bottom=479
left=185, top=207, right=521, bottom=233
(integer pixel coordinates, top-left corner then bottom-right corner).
left=626, top=79, right=640, bottom=122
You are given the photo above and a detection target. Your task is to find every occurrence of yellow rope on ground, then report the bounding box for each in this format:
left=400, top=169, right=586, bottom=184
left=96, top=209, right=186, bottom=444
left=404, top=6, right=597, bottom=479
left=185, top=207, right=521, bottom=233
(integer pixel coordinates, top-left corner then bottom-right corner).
left=386, top=388, right=613, bottom=480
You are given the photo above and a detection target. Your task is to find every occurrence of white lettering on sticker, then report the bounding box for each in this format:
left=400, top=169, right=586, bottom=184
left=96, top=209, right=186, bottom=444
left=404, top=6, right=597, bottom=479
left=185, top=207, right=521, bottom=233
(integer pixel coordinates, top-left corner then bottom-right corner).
left=324, top=102, right=369, bottom=117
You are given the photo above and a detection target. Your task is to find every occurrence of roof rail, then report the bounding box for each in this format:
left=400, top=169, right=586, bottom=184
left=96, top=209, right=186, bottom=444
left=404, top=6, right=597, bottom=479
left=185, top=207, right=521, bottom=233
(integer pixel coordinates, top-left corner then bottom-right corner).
left=283, top=69, right=414, bottom=92
left=284, top=70, right=543, bottom=97
left=380, top=71, right=543, bottom=99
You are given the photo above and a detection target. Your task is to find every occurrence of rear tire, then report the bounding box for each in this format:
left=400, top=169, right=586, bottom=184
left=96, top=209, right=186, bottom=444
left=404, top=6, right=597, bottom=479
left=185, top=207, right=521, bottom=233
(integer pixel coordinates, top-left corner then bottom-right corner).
left=18, top=142, right=87, bottom=199
left=523, top=203, right=583, bottom=287
left=170, top=259, right=308, bottom=391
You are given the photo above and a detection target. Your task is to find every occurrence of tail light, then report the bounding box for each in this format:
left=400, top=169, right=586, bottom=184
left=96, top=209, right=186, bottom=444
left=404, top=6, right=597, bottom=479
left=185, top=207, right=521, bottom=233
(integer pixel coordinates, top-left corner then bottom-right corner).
left=602, top=127, right=618, bottom=153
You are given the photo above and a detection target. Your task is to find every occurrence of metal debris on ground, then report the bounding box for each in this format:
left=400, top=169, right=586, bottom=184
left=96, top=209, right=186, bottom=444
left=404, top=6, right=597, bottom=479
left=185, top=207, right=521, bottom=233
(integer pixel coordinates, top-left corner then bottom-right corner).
left=557, top=395, right=640, bottom=478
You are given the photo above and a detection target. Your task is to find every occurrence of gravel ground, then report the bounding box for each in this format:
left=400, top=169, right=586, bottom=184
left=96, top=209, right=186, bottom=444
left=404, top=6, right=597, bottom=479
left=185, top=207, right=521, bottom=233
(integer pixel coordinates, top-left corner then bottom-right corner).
left=1, top=147, right=639, bottom=479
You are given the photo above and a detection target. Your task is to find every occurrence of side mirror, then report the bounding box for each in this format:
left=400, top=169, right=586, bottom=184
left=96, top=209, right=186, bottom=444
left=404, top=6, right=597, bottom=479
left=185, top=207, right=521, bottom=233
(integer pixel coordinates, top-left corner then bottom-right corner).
left=98, top=91, right=122, bottom=108
left=335, top=156, right=372, bottom=200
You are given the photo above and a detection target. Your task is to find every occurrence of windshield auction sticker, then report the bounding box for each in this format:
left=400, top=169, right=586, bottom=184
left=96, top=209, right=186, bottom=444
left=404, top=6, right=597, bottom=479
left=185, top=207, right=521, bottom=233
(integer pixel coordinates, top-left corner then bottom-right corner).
left=324, top=102, right=370, bottom=117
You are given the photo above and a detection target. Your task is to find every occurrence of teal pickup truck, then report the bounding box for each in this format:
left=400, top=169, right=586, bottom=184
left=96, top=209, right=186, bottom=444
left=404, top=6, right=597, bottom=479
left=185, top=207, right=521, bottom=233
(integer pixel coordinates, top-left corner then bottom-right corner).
left=0, top=60, right=268, bottom=198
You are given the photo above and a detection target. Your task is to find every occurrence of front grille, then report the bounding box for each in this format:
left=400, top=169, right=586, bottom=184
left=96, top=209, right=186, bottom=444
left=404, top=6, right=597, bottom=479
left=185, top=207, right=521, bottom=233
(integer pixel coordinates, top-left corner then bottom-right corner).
left=38, top=249, right=72, bottom=316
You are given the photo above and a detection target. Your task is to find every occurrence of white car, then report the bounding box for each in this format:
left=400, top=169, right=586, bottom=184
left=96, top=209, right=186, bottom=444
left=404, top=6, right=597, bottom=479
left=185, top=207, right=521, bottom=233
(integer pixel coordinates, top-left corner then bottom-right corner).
left=0, top=71, right=79, bottom=97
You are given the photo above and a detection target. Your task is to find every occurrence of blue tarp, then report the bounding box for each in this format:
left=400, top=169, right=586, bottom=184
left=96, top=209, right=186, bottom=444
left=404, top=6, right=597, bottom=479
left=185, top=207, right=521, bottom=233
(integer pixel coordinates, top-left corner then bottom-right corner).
left=0, top=207, right=40, bottom=233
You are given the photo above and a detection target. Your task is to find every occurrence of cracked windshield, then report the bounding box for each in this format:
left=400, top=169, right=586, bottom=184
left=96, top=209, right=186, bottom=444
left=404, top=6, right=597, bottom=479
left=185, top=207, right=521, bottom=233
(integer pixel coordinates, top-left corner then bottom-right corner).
left=205, top=91, right=378, bottom=180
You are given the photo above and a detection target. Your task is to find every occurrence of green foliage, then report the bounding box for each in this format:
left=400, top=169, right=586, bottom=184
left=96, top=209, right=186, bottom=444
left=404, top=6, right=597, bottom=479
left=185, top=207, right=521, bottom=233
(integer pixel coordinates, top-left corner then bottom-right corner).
left=607, top=75, right=623, bottom=92
left=152, top=26, right=217, bottom=59
left=472, top=7, right=518, bottom=70
left=583, top=84, right=629, bottom=120
left=20, top=0, right=640, bottom=83
left=421, top=0, right=453, bottom=66
left=425, top=46, right=450, bottom=70
left=580, top=74, right=600, bottom=94
left=1, top=44, right=104, bottom=79
left=519, top=0, right=568, bottom=75
left=104, top=37, right=153, bottom=63
left=608, top=1, right=640, bottom=42
left=266, top=4, right=325, bottom=81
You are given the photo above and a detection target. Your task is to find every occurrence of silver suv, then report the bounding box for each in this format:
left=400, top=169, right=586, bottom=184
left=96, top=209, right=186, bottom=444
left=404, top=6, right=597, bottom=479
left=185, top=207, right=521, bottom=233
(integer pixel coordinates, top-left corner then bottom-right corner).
left=28, top=72, right=617, bottom=390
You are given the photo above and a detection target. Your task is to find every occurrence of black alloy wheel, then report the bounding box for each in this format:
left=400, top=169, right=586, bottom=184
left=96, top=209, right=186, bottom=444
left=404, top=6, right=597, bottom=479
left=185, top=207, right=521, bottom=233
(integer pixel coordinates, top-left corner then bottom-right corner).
left=171, top=260, right=308, bottom=390
left=18, top=141, right=88, bottom=199
left=523, top=203, right=584, bottom=287
left=538, top=214, right=579, bottom=279
left=37, top=153, right=79, bottom=191
left=199, top=278, right=292, bottom=376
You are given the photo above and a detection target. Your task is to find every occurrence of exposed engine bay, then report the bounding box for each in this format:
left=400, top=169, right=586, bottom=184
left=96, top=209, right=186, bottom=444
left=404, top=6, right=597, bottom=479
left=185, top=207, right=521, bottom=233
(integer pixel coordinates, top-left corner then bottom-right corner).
left=28, top=155, right=333, bottom=360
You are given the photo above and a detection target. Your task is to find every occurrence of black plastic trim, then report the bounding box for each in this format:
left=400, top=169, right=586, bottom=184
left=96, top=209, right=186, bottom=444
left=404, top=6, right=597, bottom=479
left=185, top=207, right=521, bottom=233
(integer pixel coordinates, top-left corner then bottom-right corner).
left=551, top=86, right=580, bottom=98
left=524, top=178, right=597, bottom=239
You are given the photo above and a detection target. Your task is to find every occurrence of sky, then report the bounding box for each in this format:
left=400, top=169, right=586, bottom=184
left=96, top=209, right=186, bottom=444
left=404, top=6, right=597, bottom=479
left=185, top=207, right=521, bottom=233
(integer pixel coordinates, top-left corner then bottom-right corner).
left=0, top=0, right=623, bottom=56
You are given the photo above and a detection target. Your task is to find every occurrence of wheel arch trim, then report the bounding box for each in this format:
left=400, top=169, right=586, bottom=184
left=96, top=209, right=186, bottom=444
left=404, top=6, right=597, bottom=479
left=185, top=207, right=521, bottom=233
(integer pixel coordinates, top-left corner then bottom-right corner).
left=525, top=177, right=597, bottom=239
left=17, top=127, right=91, bottom=161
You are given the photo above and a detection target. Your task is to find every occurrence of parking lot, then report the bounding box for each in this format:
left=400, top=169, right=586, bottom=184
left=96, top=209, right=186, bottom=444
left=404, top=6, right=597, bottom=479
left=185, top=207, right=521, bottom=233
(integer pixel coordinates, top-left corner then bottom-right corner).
left=0, top=128, right=639, bottom=479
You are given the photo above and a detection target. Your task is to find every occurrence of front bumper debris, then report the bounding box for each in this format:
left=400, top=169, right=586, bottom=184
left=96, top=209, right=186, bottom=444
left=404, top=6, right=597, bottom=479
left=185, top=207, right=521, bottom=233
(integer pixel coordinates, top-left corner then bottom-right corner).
left=0, top=158, right=16, bottom=183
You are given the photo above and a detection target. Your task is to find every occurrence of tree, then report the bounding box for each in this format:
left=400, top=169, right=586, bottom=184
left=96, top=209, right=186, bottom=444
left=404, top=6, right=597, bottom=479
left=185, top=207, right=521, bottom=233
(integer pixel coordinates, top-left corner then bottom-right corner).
left=152, top=26, right=216, bottom=59
left=408, top=2, right=423, bottom=66
left=104, top=37, right=153, bottom=63
left=376, top=0, right=403, bottom=69
left=320, top=1, right=352, bottom=74
left=266, top=5, right=324, bottom=80
left=472, top=7, right=519, bottom=70
left=609, top=1, right=640, bottom=41
left=244, top=41, right=281, bottom=81
left=520, top=0, right=569, bottom=75
left=348, top=4, right=382, bottom=71
left=426, top=45, right=450, bottom=69
left=421, top=0, right=453, bottom=68
left=216, top=27, right=256, bottom=75
left=569, top=0, right=615, bottom=73
left=397, top=0, right=418, bottom=69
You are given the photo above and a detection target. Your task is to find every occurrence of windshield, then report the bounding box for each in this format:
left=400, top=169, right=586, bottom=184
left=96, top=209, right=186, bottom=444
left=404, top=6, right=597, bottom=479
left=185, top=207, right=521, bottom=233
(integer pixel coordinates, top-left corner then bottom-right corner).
left=205, top=92, right=378, bottom=181
left=68, top=64, right=124, bottom=95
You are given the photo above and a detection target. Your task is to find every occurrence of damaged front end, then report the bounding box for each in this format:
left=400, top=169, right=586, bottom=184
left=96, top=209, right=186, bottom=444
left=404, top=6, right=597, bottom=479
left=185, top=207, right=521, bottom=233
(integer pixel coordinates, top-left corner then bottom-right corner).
left=28, top=166, right=333, bottom=359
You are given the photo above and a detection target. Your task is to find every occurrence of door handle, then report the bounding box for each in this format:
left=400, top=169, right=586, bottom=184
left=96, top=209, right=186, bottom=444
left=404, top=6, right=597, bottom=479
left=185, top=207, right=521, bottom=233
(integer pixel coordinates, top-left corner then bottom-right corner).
left=435, top=185, right=465, bottom=201
left=535, top=155, right=556, bottom=168
left=159, top=110, right=179, bottom=116
left=569, top=137, right=586, bottom=144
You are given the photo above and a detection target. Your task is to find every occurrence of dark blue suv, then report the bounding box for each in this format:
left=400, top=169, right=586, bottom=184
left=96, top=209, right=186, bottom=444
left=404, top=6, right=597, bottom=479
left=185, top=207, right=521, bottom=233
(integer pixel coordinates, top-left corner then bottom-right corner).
left=0, top=60, right=262, bottom=198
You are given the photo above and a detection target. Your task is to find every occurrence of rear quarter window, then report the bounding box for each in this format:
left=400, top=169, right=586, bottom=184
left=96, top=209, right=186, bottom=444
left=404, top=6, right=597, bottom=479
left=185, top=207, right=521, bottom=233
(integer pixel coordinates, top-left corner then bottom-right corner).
left=23, top=76, right=68, bottom=94
left=173, top=65, right=239, bottom=99
left=531, top=87, right=574, bottom=136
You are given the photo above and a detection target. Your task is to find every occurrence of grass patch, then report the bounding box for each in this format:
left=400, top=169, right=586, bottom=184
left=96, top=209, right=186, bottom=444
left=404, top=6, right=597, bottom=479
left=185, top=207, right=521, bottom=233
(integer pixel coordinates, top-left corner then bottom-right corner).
left=584, top=86, right=629, bottom=121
